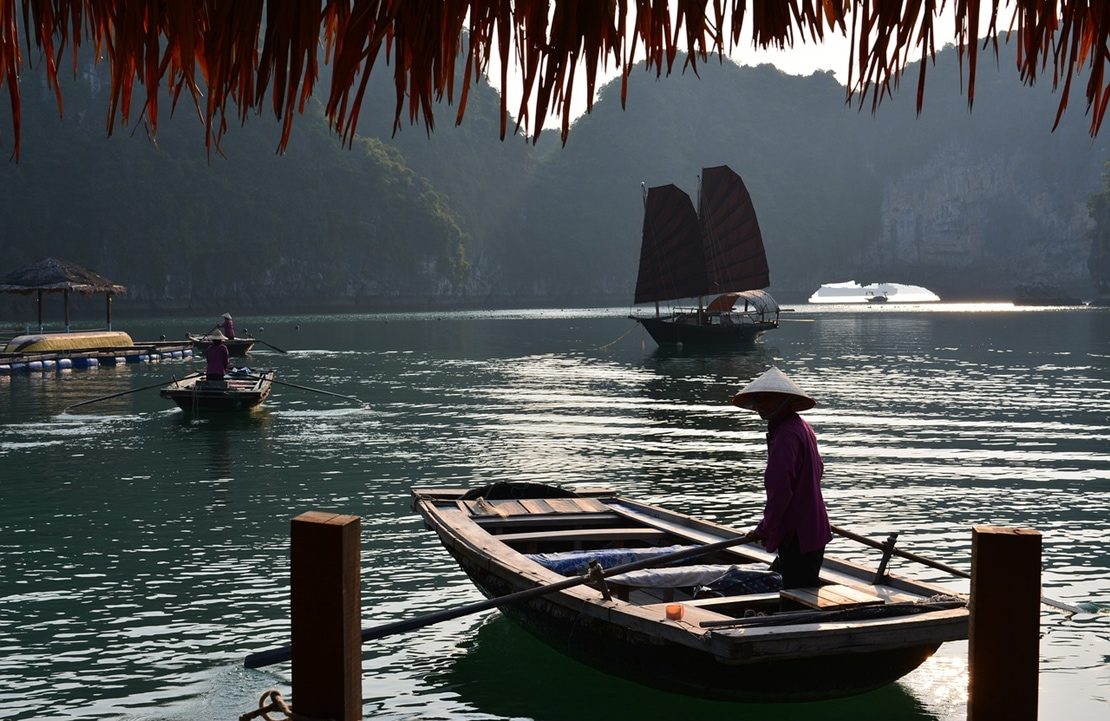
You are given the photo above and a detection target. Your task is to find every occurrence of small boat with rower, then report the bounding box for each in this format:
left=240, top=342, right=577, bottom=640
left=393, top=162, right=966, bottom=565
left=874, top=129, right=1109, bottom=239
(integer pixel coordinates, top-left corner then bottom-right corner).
left=413, top=482, right=969, bottom=702
left=160, top=368, right=274, bottom=412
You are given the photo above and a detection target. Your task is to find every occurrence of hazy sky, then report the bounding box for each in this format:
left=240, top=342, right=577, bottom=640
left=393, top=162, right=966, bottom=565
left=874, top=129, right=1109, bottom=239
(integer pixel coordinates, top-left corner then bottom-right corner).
left=503, top=32, right=856, bottom=131
left=499, top=8, right=978, bottom=131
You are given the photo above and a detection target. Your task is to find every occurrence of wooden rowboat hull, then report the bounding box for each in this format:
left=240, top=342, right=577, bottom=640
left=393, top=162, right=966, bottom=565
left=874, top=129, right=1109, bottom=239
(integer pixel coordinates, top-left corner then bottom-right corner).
left=631, top=316, right=776, bottom=346
left=160, top=371, right=273, bottom=412
left=446, top=544, right=943, bottom=701
left=187, top=333, right=256, bottom=356
left=413, top=483, right=968, bottom=703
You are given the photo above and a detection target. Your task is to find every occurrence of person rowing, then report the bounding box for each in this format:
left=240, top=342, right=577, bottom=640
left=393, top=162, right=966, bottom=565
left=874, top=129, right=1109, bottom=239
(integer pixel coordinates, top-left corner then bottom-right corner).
left=731, top=367, right=832, bottom=589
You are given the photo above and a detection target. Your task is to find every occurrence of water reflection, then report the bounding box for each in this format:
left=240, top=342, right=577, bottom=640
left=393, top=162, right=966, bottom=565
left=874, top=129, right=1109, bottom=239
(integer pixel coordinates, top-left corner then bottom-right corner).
left=427, top=614, right=947, bottom=721
left=0, top=307, right=1107, bottom=720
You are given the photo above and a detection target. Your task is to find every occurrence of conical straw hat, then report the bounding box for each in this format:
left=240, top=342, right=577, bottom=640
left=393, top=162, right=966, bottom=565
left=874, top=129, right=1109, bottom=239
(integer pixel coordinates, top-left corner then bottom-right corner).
left=731, top=366, right=816, bottom=412
left=209, top=330, right=227, bottom=341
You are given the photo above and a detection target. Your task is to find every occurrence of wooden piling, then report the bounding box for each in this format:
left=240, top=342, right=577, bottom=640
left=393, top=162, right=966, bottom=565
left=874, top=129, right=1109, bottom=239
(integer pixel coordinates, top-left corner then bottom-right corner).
left=291, top=511, right=362, bottom=721
left=968, top=525, right=1041, bottom=721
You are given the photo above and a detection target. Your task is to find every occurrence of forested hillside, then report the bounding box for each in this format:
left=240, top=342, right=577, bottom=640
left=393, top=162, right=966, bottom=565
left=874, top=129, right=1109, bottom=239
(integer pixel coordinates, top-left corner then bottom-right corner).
left=1, top=42, right=1106, bottom=319
left=1, top=63, right=476, bottom=315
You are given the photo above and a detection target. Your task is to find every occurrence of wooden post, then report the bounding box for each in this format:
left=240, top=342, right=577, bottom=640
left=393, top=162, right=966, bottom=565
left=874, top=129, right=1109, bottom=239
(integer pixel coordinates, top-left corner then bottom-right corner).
left=968, top=526, right=1041, bottom=721
left=291, top=512, right=362, bottom=721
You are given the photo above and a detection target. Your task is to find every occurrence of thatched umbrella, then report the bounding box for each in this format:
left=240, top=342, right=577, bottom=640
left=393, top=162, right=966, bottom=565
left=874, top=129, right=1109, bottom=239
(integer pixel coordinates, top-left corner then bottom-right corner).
left=0, top=258, right=128, bottom=333
left=0, top=2, right=1108, bottom=160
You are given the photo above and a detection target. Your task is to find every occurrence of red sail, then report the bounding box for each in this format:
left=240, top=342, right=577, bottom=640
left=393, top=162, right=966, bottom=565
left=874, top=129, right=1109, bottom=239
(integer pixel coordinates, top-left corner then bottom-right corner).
left=634, top=166, right=769, bottom=305
left=634, top=184, right=706, bottom=304
left=699, top=165, right=770, bottom=294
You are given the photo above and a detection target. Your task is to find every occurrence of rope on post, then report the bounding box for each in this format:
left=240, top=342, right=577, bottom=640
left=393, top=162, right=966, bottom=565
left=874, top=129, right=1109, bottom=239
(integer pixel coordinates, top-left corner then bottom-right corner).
left=238, top=689, right=292, bottom=721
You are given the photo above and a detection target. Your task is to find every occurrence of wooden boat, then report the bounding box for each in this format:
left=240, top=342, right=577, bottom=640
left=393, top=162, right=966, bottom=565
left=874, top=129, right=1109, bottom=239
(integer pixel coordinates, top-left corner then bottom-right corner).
left=413, top=482, right=969, bottom=703
left=187, top=332, right=256, bottom=356
left=160, top=369, right=274, bottom=412
left=630, top=165, right=780, bottom=346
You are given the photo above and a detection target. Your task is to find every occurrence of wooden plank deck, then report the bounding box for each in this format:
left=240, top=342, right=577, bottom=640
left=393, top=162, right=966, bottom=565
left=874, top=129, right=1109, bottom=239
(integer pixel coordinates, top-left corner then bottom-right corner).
left=463, top=496, right=611, bottom=518
left=495, top=527, right=671, bottom=544
left=780, top=584, right=885, bottom=611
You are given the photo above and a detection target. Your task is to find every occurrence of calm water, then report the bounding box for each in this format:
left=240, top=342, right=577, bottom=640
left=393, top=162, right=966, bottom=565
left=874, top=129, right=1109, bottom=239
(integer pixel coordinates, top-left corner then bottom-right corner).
left=1, top=304, right=1108, bottom=720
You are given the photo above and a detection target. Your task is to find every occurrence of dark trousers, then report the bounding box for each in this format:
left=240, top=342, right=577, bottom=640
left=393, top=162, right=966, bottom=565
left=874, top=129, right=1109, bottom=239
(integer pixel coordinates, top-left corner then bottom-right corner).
left=774, top=536, right=825, bottom=589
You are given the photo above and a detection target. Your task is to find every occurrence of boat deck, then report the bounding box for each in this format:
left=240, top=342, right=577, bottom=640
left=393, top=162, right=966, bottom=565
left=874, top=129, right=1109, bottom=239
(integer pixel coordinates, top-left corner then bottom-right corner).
left=417, top=486, right=965, bottom=613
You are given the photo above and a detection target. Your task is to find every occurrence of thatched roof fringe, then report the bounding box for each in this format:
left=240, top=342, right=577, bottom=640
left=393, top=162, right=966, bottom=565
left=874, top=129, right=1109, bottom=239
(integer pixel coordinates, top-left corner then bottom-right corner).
left=0, top=257, right=128, bottom=296
left=2, top=1, right=1109, bottom=160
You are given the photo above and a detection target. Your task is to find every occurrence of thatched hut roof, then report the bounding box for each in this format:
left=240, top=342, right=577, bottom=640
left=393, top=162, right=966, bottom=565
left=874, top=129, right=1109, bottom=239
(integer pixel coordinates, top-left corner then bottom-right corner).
left=1, top=1, right=1108, bottom=160
left=0, top=258, right=127, bottom=296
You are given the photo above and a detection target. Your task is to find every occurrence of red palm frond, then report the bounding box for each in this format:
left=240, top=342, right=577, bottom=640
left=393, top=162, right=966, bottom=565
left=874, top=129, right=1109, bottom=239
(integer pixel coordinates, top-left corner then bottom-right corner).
left=2, top=1, right=1110, bottom=160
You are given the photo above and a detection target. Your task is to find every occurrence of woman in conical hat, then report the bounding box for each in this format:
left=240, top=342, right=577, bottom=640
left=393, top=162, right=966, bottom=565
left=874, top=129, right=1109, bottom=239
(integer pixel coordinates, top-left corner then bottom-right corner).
left=219, top=312, right=235, bottom=340
left=731, top=366, right=816, bottom=414
left=206, top=329, right=230, bottom=382
left=732, top=366, right=831, bottom=589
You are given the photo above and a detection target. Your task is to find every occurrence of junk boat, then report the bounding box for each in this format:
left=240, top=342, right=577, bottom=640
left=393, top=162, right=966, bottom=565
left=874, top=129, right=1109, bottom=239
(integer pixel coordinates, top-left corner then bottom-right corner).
left=630, top=166, right=780, bottom=346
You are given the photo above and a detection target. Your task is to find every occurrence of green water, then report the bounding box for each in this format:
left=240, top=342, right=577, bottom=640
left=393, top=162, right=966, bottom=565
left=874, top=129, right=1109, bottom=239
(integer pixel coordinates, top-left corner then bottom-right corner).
left=1, top=304, right=1107, bottom=720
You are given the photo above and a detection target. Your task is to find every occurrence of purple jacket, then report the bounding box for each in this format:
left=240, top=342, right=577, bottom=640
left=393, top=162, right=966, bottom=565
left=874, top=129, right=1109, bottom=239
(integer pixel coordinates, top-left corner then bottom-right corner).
left=221, top=318, right=235, bottom=339
left=753, top=410, right=832, bottom=553
left=206, top=343, right=230, bottom=377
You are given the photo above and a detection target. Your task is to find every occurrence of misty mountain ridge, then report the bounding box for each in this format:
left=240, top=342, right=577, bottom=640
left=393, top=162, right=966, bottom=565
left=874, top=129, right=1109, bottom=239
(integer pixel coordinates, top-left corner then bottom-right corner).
left=0, top=41, right=1105, bottom=319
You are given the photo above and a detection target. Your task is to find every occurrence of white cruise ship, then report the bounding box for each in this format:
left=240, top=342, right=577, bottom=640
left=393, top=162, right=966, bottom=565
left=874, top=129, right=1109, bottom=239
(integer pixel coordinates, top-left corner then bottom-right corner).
left=808, top=281, right=941, bottom=304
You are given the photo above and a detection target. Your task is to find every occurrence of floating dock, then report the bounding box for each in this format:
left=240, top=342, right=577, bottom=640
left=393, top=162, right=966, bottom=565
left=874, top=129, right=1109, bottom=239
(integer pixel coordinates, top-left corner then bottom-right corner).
left=0, top=340, right=193, bottom=375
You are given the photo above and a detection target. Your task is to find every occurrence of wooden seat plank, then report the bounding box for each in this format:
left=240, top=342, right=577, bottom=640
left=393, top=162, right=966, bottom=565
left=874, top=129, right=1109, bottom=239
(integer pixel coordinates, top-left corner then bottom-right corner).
left=519, top=498, right=555, bottom=514
left=548, top=497, right=606, bottom=514
left=472, top=512, right=624, bottom=530
left=780, top=584, right=885, bottom=611
left=463, top=499, right=530, bottom=517
left=496, top=527, right=670, bottom=544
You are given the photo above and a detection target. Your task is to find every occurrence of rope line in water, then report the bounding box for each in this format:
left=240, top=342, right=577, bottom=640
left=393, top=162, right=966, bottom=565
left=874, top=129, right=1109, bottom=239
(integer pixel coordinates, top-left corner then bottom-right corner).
left=598, top=321, right=638, bottom=351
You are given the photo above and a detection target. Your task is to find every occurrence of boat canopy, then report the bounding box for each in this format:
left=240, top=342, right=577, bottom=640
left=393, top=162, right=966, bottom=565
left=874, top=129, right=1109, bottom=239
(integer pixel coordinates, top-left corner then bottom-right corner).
left=706, top=289, right=779, bottom=314
left=635, top=166, right=770, bottom=305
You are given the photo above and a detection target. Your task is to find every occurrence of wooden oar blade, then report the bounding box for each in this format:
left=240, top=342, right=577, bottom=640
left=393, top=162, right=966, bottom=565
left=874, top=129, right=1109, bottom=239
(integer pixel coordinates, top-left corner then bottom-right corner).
left=64, top=372, right=202, bottom=411
left=245, top=374, right=362, bottom=404
left=831, top=524, right=1081, bottom=614
left=258, top=339, right=288, bottom=354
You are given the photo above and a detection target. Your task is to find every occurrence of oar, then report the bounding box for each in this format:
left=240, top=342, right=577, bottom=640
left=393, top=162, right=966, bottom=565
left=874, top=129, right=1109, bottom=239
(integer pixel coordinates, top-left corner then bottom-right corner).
left=254, top=339, right=288, bottom=354
left=244, top=532, right=759, bottom=668
left=831, top=524, right=1083, bottom=614
left=189, top=326, right=219, bottom=342
left=245, top=374, right=361, bottom=404
left=64, top=372, right=203, bottom=411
